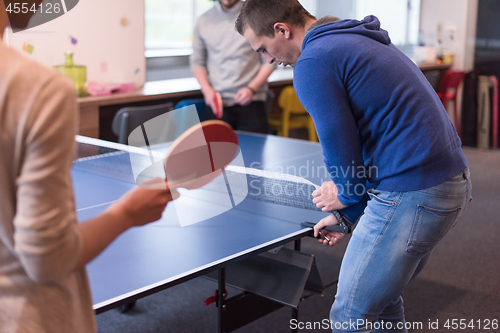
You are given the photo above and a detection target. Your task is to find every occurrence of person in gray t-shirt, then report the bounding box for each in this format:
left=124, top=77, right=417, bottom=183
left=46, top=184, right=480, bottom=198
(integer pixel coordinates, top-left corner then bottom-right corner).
left=190, top=0, right=275, bottom=133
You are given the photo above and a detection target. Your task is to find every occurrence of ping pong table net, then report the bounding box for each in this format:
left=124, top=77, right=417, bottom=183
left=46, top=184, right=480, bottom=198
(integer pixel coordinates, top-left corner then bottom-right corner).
left=75, top=138, right=323, bottom=212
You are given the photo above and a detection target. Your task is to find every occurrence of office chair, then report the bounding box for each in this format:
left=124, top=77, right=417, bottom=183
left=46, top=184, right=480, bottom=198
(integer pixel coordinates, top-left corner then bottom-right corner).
left=436, top=69, right=465, bottom=136
left=268, top=86, right=318, bottom=142
left=174, top=99, right=207, bottom=122
left=111, top=102, right=174, bottom=144
left=111, top=102, right=173, bottom=312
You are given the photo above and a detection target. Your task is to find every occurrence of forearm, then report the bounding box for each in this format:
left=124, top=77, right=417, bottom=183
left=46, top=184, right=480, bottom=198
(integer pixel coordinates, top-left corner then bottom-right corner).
left=74, top=206, right=131, bottom=270
left=74, top=182, right=175, bottom=270
left=193, top=67, right=213, bottom=94
left=247, top=65, right=275, bottom=92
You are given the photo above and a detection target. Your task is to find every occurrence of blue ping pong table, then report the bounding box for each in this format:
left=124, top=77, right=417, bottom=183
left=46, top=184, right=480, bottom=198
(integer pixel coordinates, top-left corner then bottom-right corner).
left=73, top=132, right=335, bottom=331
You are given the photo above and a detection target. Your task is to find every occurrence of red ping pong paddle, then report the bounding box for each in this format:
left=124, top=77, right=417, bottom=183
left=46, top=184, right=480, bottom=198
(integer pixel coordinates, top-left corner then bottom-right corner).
left=163, top=120, right=239, bottom=190
left=212, top=92, right=223, bottom=119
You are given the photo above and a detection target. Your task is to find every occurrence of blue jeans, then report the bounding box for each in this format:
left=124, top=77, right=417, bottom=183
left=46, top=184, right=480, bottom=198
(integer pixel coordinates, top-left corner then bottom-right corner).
left=330, top=169, right=472, bottom=333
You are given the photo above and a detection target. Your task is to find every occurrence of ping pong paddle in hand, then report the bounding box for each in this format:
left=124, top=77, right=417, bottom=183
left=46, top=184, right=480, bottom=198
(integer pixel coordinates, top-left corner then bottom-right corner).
left=109, top=177, right=179, bottom=228
left=163, top=120, right=239, bottom=190
left=212, top=92, right=223, bottom=119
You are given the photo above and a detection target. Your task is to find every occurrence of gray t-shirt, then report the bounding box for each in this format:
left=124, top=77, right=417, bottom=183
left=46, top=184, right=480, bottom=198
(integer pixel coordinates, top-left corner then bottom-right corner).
left=190, top=1, right=272, bottom=105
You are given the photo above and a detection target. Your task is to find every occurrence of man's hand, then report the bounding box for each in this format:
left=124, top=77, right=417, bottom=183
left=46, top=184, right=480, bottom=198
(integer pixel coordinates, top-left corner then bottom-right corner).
left=193, top=67, right=218, bottom=112
left=312, top=181, right=347, bottom=212
left=233, top=87, right=253, bottom=106
left=313, top=214, right=347, bottom=246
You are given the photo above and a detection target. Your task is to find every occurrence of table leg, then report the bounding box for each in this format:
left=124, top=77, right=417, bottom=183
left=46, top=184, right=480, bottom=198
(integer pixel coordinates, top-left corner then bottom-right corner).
left=217, top=267, right=226, bottom=333
left=291, top=239, right=301, bottom=333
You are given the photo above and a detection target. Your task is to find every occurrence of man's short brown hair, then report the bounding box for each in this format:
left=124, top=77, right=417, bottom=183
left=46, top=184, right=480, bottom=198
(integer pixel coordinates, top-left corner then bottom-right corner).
left=235, top=0, right=316, bottom=38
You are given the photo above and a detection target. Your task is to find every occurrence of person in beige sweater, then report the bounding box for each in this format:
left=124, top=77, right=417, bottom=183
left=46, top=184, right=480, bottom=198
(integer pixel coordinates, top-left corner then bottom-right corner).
left=0, top=2, right=177, bottom=332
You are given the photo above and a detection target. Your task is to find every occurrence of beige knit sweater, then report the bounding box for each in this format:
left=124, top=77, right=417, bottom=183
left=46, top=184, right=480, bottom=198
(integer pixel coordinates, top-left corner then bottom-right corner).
left=0, top=43, right=95, bottom=332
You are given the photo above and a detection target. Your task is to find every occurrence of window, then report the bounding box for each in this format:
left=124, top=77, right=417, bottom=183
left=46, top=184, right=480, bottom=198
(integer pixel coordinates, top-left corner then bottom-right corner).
left=145, top=0, right=214, bottom=51
left=145, top=0, right=317, bottom=51
left=144, top=0, right=421, bottom=56
left=355, top=0, right=421, bottom=45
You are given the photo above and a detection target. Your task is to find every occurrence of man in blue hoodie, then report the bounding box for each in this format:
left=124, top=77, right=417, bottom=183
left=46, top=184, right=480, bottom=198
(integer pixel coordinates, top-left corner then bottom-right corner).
left=236, top=1, right=472, bottom=332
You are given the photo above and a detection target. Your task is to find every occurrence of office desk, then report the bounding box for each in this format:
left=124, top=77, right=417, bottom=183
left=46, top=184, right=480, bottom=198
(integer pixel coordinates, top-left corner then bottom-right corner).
left=77, top=70, right=294, bottom=138
left=418, top=62, right=453, bottom=91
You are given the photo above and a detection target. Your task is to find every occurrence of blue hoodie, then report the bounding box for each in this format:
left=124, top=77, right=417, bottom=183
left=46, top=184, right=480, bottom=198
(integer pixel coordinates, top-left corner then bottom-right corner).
left=293, top=16, right=467, bottom=224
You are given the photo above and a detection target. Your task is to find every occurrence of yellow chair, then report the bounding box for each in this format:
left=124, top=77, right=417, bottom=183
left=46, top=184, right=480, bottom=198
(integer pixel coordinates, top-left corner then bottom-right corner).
left=268, top=86, right=318, bottom=142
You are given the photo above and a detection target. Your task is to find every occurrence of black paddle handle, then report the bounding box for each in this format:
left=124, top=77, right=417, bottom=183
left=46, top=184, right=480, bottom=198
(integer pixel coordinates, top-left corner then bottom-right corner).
left=301, top=210, right=352, bottom=234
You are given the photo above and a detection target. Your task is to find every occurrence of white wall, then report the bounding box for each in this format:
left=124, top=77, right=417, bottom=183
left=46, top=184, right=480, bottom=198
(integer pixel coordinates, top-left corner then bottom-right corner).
left=420, top=0, right=479, bottom=129
left=5, top=0, right=145, bottom=86
left=420, top=0, right=478, bottom=71
left=464, top=0, right=478, bottom=71
left=316, top=0, right=420, bottom=46
left=355, top=0, right=410, bottom=46
left=315, top=0, right=478, bottom=67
